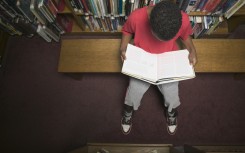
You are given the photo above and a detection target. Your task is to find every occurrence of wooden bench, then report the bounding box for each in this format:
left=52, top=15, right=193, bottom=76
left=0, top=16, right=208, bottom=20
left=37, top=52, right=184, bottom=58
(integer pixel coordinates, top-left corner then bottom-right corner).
left=58, top=39, right=245, bottom=73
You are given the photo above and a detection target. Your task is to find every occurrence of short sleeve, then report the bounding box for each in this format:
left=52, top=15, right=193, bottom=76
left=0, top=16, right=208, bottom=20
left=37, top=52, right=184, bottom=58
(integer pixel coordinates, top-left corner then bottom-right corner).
left=179, top=12, right=193, bottom=40
left=121, top=13, right=137, bottom=35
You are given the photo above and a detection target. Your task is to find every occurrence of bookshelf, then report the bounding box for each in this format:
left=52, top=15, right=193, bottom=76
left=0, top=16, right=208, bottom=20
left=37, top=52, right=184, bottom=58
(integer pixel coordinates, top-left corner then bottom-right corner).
left=1, top=0, right=245, bottom=39
left=60, top=0, right=245, bottom=39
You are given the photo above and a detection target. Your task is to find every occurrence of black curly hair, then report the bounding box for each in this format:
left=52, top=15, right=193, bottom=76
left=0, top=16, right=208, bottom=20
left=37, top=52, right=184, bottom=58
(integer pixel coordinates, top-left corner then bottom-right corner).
left=149, top=1, right=182, bottom=41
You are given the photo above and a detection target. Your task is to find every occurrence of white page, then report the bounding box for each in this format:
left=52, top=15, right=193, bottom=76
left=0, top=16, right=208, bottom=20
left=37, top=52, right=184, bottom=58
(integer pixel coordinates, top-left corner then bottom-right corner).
left=122, top=44, right=158, bottom=81
left=157, top=49, right=194, bottom=79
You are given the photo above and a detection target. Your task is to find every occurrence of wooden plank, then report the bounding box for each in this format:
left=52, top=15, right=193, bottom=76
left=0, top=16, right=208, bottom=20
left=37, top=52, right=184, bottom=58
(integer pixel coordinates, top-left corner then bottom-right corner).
left=193, top=39, right=245, bottom=72
left=58, top=39, right=245, bottom=73
left=58, top=39, right=122, bottom=72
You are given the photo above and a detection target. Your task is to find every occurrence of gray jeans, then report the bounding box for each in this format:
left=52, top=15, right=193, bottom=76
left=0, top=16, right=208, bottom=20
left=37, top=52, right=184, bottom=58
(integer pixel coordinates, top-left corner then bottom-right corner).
left=124, top=77, right=180, bottom=112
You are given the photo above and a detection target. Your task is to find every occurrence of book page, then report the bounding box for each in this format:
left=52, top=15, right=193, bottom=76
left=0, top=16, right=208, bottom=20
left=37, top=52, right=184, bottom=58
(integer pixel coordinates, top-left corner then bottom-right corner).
left=157, top=49, right=195, bottom=79
left=122, top=44, right=158, bottom=81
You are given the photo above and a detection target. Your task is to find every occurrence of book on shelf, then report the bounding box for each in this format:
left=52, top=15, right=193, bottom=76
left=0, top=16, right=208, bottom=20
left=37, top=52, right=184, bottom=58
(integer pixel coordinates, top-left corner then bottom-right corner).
left=97, top=0, right=106, bottom=17
left=211, top=0, right=228, bottom=15
left=0, top=16, right=22, bottom=35
left=0, top=1, right=17, bottom=18
left=201, top=0, right=223, bottom=13
left=46, top=0, right=59, bottom=18
left=16, top=0, right=35, bottom=22
left=37, top=24, right=52, bottom=42
left=13, top=17, right=37, bottom=37
left=177, top=0, right=185, bottom=9
left=195, top=0, right=209, bottom=11
left=206, top=16, right=224, bottom=35
left=38, top=0, right=57, bottom=22
left=74, top=0, right=84, bottom=13
left=81, top=0, right=91, bottom=14
left=30, top=0, right=47, bottom=25
left=83, top=16, right=94, bottom=31
left=3, top=0, right=25, bottom=18
left=185, top=0, right=199, bottom=13
left=121, top=44, right=195, bottom=85
left=180, top=0, right=191, bottom=11
left=191, top=0, right=201, bottom=12
left=67, top=0, right=80, bottom=13
left=43, top=24, right=60, bottom=42
left=224, top=0, right=245, bottom=18
left=213, top=0, right=238, bottom=15
left=56, top=14, right=73, bottom=32
left=38, top=1, right=54, bottom=22
left=190, top=15, right=223, bottom=38
left=52, top=0, right=66, bottom=12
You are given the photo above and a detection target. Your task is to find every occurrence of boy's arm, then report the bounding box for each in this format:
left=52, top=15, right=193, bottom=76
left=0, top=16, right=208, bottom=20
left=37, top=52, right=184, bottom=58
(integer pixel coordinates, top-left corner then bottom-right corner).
left=181, top=36, right=197, bottom=66
left=119, top=34, right=133, bottom=61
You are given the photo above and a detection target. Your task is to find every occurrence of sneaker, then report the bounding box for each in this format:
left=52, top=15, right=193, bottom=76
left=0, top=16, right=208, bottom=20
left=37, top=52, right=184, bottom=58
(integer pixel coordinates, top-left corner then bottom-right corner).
left=121, top=115, right=132, bottom=135
left=166, top=110, right=178, bottom=135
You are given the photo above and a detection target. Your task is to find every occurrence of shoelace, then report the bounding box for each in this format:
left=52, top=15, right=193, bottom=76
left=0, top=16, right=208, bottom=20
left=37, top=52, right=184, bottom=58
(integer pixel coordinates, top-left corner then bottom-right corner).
left=123, top=111, right=133, bottom=124
left=123, top=115, right=132, bottom=124
left=168, top=116, right=176, bottom=125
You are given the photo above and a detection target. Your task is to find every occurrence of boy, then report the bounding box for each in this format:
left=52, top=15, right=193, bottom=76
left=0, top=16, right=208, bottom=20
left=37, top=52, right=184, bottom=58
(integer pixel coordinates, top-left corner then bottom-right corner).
left=120, top=1, right=197, bottom=135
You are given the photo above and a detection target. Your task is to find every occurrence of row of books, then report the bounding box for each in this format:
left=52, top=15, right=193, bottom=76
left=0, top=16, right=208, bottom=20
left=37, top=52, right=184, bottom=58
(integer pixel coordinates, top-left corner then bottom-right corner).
left=0, top=0, right=73, bottom=42
left=190, top=15, right=224, bottom=38
left=66, top=0, right=152, bottom=17
left=1, top=0, right=244, bottom=38
left=177, top=0, right=245, bottom=18
left=78, top=14, right=126, bottom=32
left=67, top=0, right=244, bottom=33
left=66, top=0, right=169, bottom=32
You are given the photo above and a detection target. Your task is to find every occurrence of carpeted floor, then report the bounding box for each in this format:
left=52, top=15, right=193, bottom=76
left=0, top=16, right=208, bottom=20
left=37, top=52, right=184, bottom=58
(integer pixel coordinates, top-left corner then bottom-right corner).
left=0, top=36, right=245, bottom=153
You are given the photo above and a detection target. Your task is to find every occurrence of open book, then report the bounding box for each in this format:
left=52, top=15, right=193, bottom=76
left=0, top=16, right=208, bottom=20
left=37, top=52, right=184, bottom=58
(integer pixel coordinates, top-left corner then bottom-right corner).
left=121, top=44, right=195, bottom=85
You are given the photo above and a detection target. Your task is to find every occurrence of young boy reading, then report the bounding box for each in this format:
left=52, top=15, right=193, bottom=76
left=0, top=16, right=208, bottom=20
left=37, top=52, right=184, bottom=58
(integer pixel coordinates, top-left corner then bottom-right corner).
left=120, top=0, right=197, bottom=135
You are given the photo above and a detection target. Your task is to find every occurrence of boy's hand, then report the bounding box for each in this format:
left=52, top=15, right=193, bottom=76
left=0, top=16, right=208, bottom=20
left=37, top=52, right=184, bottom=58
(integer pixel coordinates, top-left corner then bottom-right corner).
left=188, top=51, right=197, bottom=66
left=121, top=50, right=126, bottom=62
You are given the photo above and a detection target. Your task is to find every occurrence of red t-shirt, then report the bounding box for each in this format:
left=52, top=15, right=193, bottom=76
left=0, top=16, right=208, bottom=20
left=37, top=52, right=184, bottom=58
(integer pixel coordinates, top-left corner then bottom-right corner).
left=122, top=6, right=193, bottom=54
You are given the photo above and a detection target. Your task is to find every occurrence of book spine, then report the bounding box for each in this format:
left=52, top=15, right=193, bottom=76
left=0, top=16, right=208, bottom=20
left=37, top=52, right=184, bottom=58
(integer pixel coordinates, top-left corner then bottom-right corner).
left=222, top=0, right=238, bottom=14
left=211, top=0, right=228, bottom=15
left=203, top=0, right=222, bottom=13
left=181, top=0, right=190, bottom=11
left=37, top=24, right=52, bottom=42
left=56, top=14, right=73, bottom=32
left=225, top=0, right=245, bottom=18
left=43, top=25, right=60, bottom=42
left=196, top=0, right=209, bottom=11
left=16, top=0, right=35, bottom=22
left=0, top=1, right=17, bottom=18
left=185, top=0, right=198, bottom=13
left=30, top=3, right=47, bottom=24
left=55, top=0, right=66, bottom=12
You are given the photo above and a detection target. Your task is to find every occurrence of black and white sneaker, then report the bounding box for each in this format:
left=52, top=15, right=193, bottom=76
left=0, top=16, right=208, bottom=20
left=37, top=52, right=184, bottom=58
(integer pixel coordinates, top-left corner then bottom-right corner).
left=121, top=115, right=132, bottom=135
left=166, top=110, right=178, bottom=135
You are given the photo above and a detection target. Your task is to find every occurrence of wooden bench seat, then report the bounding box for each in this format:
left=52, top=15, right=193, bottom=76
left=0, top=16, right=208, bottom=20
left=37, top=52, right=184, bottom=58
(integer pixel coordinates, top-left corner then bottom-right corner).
left=58, top=39, right=245, bottom=73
